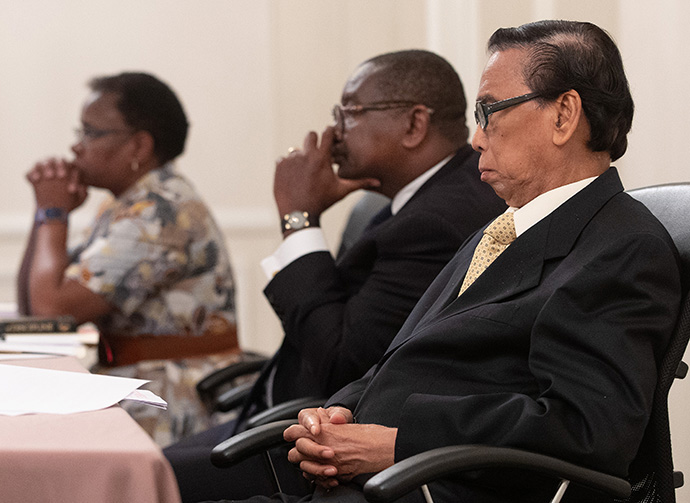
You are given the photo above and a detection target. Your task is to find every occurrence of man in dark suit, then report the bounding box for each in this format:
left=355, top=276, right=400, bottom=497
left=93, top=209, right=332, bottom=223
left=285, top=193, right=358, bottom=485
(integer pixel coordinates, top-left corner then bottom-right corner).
left=165, top=50, right=505, bottom=502
left=232, top=20, right=683, bottom=503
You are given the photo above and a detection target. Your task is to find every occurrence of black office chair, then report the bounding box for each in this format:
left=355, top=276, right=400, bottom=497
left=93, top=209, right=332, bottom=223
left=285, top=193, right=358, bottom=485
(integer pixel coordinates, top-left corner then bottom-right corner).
left=337, top=191, right=391, bottom=258
left=196, top=350, right=270, bottom=413
left=211, top=183, right=690, bottom=503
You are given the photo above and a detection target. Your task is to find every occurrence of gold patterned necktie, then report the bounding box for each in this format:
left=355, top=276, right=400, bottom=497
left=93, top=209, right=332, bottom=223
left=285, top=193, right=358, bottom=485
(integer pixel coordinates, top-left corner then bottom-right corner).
left=459, top=212, right=516, bottom=295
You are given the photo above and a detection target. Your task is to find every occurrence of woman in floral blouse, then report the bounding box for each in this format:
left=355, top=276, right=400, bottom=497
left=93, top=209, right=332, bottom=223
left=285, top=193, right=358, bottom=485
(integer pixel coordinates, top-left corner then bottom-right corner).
left=17, top=72, right=239, bottom=446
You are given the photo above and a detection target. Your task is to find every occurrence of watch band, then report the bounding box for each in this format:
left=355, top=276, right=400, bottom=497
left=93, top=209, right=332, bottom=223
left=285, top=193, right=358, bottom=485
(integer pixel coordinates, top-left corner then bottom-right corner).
left=35, top=207, right=68, bottom=225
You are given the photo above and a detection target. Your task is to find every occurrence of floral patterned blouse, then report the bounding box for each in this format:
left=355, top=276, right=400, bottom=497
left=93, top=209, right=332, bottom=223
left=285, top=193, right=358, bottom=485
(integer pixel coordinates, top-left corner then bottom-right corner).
left=65, top=164, right=235, bottom=338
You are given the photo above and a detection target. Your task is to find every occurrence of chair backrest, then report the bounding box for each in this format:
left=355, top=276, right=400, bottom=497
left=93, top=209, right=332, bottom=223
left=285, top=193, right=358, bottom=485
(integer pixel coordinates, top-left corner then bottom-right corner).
left=625, top=183, right=690, bottom=503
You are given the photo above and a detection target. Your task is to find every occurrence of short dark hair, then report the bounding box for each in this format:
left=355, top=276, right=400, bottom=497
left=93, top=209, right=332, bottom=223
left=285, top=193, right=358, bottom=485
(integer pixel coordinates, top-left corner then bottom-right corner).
left=88, top=72, right=189, bottom=165
left=488, top=20, right=634, bottom=161
left=363, top=50, right=469, bottom=144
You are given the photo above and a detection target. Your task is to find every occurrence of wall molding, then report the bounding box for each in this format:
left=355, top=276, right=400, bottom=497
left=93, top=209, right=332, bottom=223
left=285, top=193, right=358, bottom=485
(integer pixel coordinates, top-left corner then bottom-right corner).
left=0, top=206, right=278, bottom=240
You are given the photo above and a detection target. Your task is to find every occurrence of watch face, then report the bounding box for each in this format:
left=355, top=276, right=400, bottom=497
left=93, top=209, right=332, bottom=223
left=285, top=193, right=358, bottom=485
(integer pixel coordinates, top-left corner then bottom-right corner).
left=288, top=213, right=305, bottom=226
left=283, top=211, right=310, bottom=231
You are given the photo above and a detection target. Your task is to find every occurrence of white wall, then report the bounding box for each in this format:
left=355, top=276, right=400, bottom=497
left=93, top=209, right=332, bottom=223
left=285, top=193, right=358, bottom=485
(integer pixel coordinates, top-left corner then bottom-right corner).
left=0, top=0, right=429, bottom=354
left=0, top=0, right=283, bottom=353
left=1, top=0, right=688, bottom=496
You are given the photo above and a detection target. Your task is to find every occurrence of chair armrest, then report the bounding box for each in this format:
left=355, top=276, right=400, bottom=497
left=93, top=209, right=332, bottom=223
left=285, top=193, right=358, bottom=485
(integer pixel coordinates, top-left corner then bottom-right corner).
left=211, top=419, right=297, bottom=468
left=246, top=397, right=326, bottom=429
left=196, top=356, right=269, bottom=397
left=214, top=381, right=255, bottom=412
left=362, top=445, right=632, bottom=503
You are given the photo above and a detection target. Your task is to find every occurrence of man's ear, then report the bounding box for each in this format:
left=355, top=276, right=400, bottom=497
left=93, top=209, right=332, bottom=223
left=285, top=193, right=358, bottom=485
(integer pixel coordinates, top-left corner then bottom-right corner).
left=552, top=89, right=584, bottom=147
left=401, top=105, right=432, bottom=149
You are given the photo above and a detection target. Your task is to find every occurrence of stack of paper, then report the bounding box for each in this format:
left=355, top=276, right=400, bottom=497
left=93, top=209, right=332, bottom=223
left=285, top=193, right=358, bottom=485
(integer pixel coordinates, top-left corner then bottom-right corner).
left=0, top=332, right=99, bottom=359
left=0, top=364, right=166, bottom=416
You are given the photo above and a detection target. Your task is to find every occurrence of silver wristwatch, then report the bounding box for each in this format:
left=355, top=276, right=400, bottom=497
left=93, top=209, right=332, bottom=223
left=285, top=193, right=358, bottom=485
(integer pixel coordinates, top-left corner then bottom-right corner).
left=281, top=211, right=313, bottom=233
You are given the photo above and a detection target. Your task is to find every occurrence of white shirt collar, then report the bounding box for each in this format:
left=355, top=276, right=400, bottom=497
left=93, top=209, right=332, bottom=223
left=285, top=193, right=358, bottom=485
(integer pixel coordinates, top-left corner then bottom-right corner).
left=390, top=155, right=453, bottom=215
left=512, top=176, right=598, bottom=237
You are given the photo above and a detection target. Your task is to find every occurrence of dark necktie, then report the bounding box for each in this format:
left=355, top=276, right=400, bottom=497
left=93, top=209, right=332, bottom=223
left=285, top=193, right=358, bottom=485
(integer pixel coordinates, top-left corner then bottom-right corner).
left=364, top=203, right=393, bottom=232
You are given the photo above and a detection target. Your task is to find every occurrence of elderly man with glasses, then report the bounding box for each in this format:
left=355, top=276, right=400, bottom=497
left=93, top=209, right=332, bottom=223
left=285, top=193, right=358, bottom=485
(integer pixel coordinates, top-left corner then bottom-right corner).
left=164, top=49, right=505, bottom=502
left=218, top=20, right=681, bottom=503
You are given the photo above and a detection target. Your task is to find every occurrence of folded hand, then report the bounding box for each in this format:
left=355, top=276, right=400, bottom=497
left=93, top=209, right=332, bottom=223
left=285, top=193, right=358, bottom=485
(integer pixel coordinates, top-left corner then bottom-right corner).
left=283, top=407, right=396, bottom=489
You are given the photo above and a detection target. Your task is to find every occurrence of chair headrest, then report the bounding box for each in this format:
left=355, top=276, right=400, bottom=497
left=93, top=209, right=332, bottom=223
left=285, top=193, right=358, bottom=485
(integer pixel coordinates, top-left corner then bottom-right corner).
left=627, top=183, right=690, bottom=290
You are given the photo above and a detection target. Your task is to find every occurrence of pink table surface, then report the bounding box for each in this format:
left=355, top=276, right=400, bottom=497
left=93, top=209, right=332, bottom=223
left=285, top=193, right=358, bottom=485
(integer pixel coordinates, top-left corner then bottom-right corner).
left=0, top=356, right=181, bottom=503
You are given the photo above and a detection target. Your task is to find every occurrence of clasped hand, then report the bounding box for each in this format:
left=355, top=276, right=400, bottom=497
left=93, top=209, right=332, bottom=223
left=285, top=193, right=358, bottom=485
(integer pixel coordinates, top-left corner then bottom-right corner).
left=283, top=406, right=397, bottom=490
left=26, top=158, right=87, bottom=212
left=274, top=126, right=380, bottom=220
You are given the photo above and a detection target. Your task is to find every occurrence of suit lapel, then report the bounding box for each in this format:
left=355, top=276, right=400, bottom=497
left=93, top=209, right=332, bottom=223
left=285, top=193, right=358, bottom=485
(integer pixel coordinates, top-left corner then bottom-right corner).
left=395, top=145, right=474, bottom=217
left=337, top=147, right=474, bottom=286
left=411, top=221, right=548, bottom=333
left=382, top=167, right=625, bottom=356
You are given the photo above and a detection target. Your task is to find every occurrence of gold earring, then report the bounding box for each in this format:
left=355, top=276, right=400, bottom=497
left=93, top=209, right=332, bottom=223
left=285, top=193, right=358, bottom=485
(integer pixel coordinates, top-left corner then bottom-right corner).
left=131, top=159, right=139, bottom=172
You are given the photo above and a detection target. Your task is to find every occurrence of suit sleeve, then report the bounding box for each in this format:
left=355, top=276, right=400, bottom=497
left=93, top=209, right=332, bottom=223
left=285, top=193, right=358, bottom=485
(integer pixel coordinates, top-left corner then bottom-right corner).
left=325, top=366, right=375, bottom=411
left=264, top=208, right=468, bottom=401
left=394, top=231, right=682, bottom=476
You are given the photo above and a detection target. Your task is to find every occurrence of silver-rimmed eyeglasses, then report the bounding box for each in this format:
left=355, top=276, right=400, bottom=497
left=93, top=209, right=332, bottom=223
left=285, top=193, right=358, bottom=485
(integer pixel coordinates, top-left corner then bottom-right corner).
left=332, top=101, right=434, bottom=136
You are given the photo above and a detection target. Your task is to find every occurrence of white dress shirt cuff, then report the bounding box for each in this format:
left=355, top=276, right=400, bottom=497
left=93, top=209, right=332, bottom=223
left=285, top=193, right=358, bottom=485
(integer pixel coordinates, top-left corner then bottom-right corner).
left=261, top=227, right=330, bottom=280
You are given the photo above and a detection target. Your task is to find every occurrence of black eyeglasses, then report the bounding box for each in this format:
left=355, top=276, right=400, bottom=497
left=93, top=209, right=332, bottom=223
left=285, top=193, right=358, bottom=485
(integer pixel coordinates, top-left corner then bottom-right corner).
left=74, top=126, right=132, bottom=143
left=474, top=92, right=540, bottom=130
left=332, top=101, right=434, bottom=135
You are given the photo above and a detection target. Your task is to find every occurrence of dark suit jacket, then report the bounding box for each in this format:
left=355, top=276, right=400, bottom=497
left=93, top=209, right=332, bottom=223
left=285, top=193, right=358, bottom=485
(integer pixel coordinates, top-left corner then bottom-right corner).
left=163, top=146, right=504, bottom=503
left=263, top=145, right=506, bottom=404
left=327, top=168, right=682, bottom=502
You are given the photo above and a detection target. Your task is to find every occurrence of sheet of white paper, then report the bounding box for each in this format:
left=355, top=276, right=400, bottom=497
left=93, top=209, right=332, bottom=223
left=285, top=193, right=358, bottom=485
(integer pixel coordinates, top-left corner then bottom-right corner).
left=0, top=333, right=98, bottom=358
left=0, top=353, right=53, bottom=361
left=3, top=334, right=91, bottom=345
left=0, top=364, right=150, bottom=416
left=123, top=389, right=168, bottom=409
left=0, top=343, right=86, bottom=357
